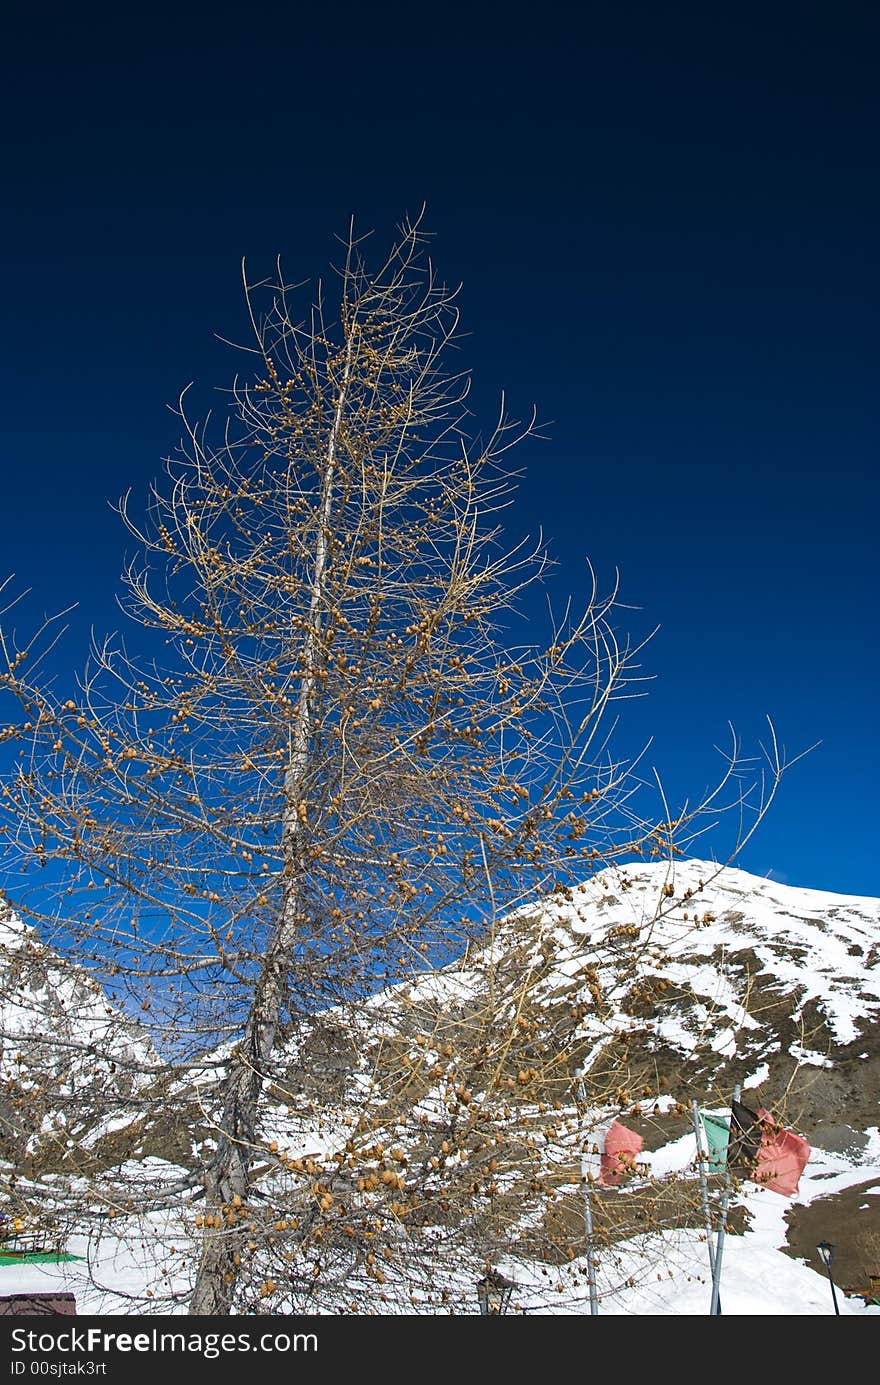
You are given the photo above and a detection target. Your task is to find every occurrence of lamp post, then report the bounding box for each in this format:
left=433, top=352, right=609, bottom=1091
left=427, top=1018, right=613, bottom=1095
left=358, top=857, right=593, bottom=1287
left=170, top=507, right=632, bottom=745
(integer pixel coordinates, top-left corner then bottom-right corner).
left=476, top=1269, right=516, bottom=1315
left=817, top=1241, right=840, bottom=1315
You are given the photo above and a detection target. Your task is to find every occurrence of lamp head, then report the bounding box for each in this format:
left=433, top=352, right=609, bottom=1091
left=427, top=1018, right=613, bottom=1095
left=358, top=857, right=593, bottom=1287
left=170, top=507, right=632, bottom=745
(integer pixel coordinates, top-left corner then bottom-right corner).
left=477, top=1268, right=516, bottom=1315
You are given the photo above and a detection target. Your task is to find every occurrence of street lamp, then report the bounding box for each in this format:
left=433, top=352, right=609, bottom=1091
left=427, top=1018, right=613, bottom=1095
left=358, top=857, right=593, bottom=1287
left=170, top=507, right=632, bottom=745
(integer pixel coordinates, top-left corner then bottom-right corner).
left=476, top=1268, right=516, bottom=1315
left=817, top=1241, right=840, bottom=1315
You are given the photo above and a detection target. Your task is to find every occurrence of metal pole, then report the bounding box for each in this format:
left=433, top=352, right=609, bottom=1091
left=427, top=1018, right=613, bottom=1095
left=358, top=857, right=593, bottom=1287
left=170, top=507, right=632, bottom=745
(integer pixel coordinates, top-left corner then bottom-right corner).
left=709, top=1187, right=728, bottom=1316
left=826, top=1266, right=840, bottom=1315
left=710, top=1083, right=740, bottom=1316
left=578, top=1081, right=599, bottom=1316
left=582, top=1167, right=599, bottom=1316
left=692, top=1100, right=717, bottom=1280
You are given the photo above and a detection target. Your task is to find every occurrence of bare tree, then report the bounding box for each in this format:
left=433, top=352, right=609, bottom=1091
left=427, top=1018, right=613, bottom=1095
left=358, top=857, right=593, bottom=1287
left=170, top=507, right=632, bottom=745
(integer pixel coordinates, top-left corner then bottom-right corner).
left=0, top=217, right=785, bottom=1314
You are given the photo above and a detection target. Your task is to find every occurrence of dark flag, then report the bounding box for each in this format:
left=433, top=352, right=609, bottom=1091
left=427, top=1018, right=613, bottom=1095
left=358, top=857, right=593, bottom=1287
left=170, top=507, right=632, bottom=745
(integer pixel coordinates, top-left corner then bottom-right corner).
left=729, top=1099, right=811, bottom=1196
left=729, top=1098, right=763, bottom=1175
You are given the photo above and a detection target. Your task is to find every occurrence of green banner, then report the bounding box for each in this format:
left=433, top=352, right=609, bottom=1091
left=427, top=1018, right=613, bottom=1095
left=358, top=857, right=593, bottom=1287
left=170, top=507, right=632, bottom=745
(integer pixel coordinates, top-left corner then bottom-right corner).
left=701, top=1111, right=730, bottom=1172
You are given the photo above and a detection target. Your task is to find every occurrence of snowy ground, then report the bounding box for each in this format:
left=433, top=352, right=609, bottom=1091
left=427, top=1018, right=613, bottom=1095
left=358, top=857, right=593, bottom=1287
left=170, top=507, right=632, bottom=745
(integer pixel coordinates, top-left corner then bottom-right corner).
left=3, top=1132, right=877, bottom=1315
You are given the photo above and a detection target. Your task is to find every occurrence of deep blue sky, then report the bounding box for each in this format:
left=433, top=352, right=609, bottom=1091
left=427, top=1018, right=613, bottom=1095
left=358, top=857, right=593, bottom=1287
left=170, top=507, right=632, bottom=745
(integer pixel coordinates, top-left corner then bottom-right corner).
left=1, top=4, right=877, bottom=893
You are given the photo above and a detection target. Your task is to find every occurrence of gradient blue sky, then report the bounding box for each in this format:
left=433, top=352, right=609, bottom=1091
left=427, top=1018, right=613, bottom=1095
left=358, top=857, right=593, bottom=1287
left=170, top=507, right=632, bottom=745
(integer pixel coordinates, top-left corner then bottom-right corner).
left=1, top=4, right=877, bottom=893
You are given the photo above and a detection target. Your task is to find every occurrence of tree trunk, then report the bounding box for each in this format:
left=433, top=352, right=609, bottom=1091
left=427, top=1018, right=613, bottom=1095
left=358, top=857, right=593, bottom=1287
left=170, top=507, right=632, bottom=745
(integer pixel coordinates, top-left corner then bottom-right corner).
left=190, top=338, right=353, bottom=1314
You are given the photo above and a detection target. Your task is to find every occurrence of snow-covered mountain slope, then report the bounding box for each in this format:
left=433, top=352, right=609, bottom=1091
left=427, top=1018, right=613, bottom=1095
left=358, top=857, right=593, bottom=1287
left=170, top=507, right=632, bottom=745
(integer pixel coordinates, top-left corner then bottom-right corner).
left=0, top=906, right=160, bottom=1168
left=1, top=860, right=878, bottom=1314
left=497, top=858, right=880, bottom=1117
left=344, top=856, right=880, bottom=1146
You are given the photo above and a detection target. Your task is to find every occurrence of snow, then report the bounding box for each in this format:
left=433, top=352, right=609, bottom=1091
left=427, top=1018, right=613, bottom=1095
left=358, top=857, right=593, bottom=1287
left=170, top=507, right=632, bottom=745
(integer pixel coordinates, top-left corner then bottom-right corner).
left=0, top=1226, right=868, bottom=1316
